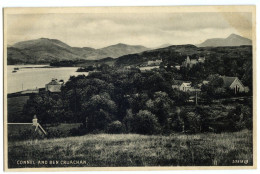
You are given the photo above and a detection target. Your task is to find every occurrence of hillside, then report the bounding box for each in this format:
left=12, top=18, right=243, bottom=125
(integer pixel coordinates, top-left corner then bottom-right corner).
left=7, top=38, right=149, bottom=64
left=100, top=43, right=148, bottom=58
left=114, top=44, right=252, bottom=66
left=198, top=34, right=252, bottom=47
left=115, top=44, right=197, bottom=66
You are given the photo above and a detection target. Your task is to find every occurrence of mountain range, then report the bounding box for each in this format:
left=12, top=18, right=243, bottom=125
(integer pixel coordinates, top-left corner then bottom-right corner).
left=7, top=34, right=252, bottom=64
left=198, top=34, right=252, bottom=47
left=7, top=38, right=149, bottom=64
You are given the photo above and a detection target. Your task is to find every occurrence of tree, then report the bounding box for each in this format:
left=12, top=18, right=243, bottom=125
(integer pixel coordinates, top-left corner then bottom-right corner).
left=201, top=74, right=225, bottom=101
left=128, top=93, right=149, bottom=114
left=82, top=93, right=117, bottom=131
left=99, top=64, right=110, bottom=73
left=146, top=91, right=173, bottom=128
left=132, top=110, right=161, bottom=135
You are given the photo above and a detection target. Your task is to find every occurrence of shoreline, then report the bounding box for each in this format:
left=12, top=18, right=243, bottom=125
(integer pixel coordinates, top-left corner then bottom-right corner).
left=8, top=65, right=81, bottom=69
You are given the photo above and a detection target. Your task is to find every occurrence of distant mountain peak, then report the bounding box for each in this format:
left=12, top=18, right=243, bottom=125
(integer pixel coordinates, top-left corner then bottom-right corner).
left=227, top=33, right=247, bottom=40
left=111, top=43, right=129, bottom=47
left=198, top=34, right=252, bottom=47
left=107, top=43, right=146, bottom=48
left=228, top=33, right=239, bottom=37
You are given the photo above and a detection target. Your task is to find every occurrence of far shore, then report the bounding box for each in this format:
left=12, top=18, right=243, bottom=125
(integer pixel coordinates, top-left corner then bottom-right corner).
left=8, top=65, right=82, bottom=69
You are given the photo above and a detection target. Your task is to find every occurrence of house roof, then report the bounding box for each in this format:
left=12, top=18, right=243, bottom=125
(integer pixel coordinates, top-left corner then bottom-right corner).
left=47, top=79, right=60, bottom=85
left=182, top=82, right=192, bottom=87
left=221, top=76, right=237, bottom=87
left=202, top=80, right=209, bottom=85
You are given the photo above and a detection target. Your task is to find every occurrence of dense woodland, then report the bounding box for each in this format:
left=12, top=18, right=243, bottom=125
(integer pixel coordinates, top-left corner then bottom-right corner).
left=21, top=49, right=253, bottom=134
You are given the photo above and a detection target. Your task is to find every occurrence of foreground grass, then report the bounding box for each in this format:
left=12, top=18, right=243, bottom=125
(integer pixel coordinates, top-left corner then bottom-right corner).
left=8, top=123, right=81, bottom=141
left=8, top=130, right=253, bottom=168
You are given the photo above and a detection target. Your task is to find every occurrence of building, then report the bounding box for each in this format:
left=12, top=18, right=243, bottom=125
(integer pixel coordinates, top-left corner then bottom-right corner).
left=175, top=65, right=181, bottom=70
left=179, top=82, right=192, bottom=92
left=182, top=56, right=206, bottom=68
left=173, top=81, right=201, bottom=93
left=198, top=56, right=206, bottom=63
left=202, top=80, right=209, bottom=85
left=45, top=78, right=63, bottom=93
left=221, top=76, right=248, bottom=94
left=182, top=56, right=198, bottom=68
left=147, top=59, right=163, bottom=66
left=140, top=66, right=160, bottom=72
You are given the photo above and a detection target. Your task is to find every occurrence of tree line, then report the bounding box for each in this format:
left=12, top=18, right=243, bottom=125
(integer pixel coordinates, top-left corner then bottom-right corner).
left=21, top=67, right=252, bottom=135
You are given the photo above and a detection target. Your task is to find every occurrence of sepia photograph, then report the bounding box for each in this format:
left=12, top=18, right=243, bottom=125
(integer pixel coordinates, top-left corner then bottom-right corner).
left=3, top=6, right=256, bottom=171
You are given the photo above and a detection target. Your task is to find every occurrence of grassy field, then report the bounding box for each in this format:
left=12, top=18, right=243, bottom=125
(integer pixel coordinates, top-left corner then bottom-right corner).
left=8, top=130, right=253, bottom=168
left=7, top=96, right=29, bottom=122
left=8, top=123, right=81, bottom=141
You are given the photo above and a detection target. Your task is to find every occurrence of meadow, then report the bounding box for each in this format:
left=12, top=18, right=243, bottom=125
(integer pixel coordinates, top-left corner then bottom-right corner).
left=8, top=130, right=253, bottom=168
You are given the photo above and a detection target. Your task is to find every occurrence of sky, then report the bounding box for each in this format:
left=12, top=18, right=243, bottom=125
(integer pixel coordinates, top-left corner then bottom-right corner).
left=6, top=12, right=252, bottom=48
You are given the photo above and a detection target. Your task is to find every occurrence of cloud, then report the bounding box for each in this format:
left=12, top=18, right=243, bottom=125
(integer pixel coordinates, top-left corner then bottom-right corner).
left=6, top=12, right=252, bottom=48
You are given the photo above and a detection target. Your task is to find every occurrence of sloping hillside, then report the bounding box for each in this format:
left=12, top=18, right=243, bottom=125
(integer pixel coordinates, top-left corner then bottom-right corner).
left=115, top=44, right=252, bottom=66
left=115, top=44, right=199, bottom=66
left=100, top=43, right=148, bottom=58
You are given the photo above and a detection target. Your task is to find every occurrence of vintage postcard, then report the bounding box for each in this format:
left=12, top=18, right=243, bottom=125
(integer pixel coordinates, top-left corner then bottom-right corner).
left=3, top=6, right=256, bottom=171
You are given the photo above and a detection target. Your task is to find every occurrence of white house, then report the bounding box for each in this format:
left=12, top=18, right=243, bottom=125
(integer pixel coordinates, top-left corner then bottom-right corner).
left=147, top=59, right=162, bottom=66
left=202, top=80, right=209, bottom=85
left=198, top=56, right=206, bottom=63
left=182, top=56, right=206, bottom=68
left=175, top=65, right=181, bottom=70
left=175, top=82, right=201, bottom=92
left=179, top=82, right=192, bottom=92
left=45, top=78, right=64, bottom=93
left=182, top=56, right=198, bottom=68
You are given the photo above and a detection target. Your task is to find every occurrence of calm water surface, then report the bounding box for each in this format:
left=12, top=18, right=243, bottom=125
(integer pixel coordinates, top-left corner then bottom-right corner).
left=7, top=65, right=89, bottom=93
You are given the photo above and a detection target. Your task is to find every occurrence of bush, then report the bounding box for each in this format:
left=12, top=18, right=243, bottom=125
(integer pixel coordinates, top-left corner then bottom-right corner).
left=106, top=120, right=125, bottom=133
left=132, top=110, right=161, bottom=135
left=227, top=105, right=252, bottom=131
left=46, top=129, right=64, bottom=138
left=69, top=125, right=88, bottom=136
